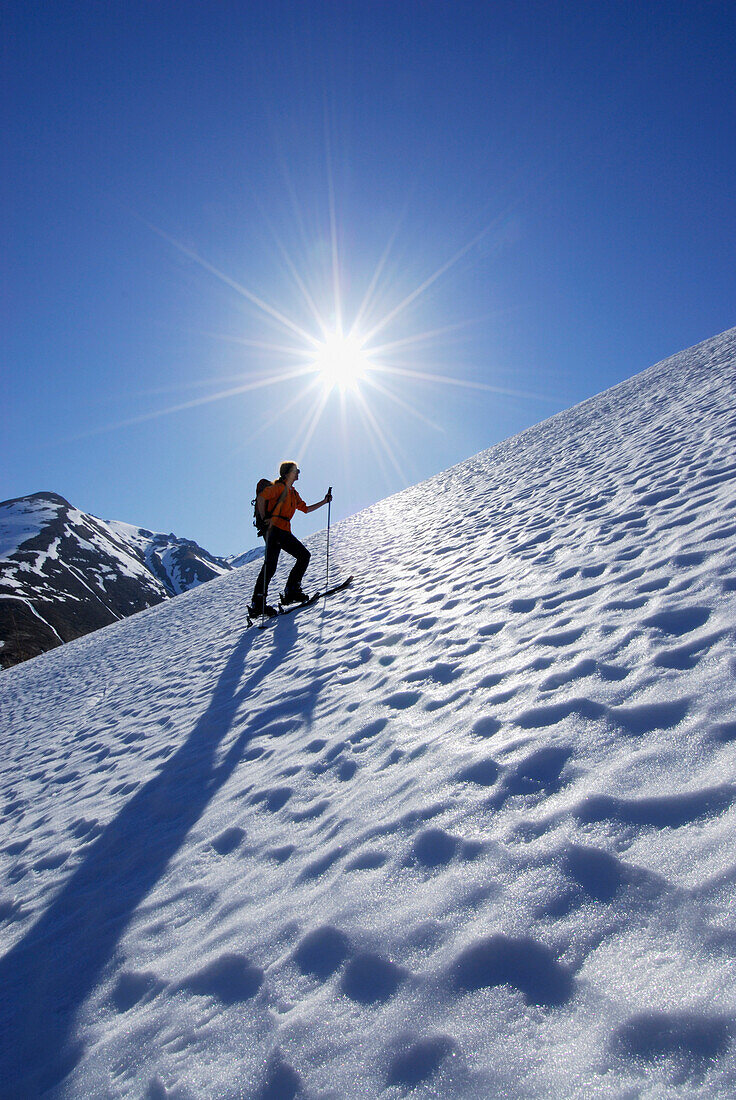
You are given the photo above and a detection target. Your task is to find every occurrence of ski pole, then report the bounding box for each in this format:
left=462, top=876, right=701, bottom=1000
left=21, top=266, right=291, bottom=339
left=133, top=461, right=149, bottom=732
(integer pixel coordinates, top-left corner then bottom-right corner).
left=325, top=486, right=332, bottom=592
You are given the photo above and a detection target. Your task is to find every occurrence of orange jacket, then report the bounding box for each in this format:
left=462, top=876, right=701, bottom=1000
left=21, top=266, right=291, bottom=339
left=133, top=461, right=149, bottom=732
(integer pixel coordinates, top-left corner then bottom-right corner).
left=260, top=482, right=308, bottom=533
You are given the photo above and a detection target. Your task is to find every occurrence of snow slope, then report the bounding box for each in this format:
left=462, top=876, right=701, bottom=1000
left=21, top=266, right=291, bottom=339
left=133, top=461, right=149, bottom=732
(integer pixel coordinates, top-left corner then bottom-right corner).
left=2, top=329, right=736, bottom=1098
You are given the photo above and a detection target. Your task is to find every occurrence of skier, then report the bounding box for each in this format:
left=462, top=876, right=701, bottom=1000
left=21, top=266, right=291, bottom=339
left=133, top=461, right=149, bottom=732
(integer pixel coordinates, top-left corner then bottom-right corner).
left=249, top=461, right=332, bottom=617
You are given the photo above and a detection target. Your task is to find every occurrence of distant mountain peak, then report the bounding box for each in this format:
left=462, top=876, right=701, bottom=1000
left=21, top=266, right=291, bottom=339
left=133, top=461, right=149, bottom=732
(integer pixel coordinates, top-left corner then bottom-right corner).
left=0, top=493, right=236, bottom=668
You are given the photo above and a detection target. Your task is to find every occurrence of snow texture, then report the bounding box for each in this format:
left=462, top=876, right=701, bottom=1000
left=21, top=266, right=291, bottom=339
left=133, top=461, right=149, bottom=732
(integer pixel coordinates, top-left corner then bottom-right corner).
left=0, top=498, right=62, bottom=560
left=2, top=329, right=736, bottom=1097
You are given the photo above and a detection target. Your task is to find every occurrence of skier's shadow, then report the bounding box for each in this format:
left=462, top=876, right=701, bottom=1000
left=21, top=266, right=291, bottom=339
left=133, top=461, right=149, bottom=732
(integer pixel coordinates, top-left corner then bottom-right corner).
left=0, top=623, right=298, bottom=1097
left=272, top=588, right=334, bottom=740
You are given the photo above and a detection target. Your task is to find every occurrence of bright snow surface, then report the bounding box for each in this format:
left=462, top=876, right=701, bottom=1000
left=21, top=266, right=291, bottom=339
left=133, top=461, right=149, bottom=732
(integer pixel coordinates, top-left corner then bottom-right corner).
left=0, top=497, right=62, bottom=561
left=2, top=329, right=736, bottom=1098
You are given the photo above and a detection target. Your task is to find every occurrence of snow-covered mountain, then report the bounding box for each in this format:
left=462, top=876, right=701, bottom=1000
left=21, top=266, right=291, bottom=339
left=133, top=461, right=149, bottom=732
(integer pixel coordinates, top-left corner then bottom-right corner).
left=2, top=329, right=736, bottom=1098
left=0, top=492, right=232, bottom=669
left=104, top=519, right=232, bottom=596
left=227, top=546, right=266, bottom=569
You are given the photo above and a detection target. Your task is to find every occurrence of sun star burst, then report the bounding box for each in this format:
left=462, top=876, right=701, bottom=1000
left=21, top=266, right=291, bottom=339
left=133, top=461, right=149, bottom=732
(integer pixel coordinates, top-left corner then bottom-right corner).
left=87, top=205, right=554, bottom=483
left=310, top=329, right=371, bottom=393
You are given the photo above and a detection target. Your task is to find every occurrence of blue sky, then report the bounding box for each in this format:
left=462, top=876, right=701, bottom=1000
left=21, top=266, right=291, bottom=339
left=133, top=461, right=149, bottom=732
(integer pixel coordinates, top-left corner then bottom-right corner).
left=3, top=1, right=735, bottom=556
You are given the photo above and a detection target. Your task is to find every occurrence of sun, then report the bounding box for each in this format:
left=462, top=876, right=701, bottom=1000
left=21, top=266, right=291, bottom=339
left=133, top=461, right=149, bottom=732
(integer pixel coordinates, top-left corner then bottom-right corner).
left=311, top=329, right=370, bottom=393
left=129, top=208, right=551, bottom=484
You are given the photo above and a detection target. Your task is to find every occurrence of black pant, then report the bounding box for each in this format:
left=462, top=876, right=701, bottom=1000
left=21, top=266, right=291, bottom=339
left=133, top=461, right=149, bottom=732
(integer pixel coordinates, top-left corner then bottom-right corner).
left=252, top=527, right=310, bottom=604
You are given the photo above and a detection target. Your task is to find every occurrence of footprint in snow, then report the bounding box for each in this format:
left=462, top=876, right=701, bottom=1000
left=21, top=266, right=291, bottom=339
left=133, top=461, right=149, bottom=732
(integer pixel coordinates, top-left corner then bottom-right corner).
left=408, top=828, right=483, bottom=869
left=609, top=698, right=690, bottom=736
left=337, top=759, right=357, bottom=781
left=514, top=698, right=605, bottom=729
left=581, top=563, right=606, bottom=578
left=605, top=596, right=649, bottom=612
left=210, top=826, right=245, bottom=855
left=424, top=689, right=467, bottom=713
left=268, top=845, right=294, bottom=863
left=348, top=717, right=387, bottom=745
left=32, top=850, right=71, bottom=872
left=0, top=897, right=24, bottom=924
left=615, top=546, right=644, bottom=562
left=344, top=848, right=389, bottom=871
left=243, top=746, right=266, bottom=761
left=408, top=827, right=458, bottom=868
left=340, top=952, right=407, bottom=1005
left=291, top=799, right=330, bottom=822
left=452, top=934, right=573, bottom=1006
left=250, top=787, right=292, bottom=812
left=112, top=969, right=163, bottom=1012
left=404, top=662, right=458, bottom=685
left=637, top=577, right=670, bottom=593
left=179, top=953, right=263, bottom=1005
left=672, top=551, right=706, bottom=568
left=3, top=838, right=31, bottom=856
left=294, top=925, right=351, bottom=979
left=636, top=487, right=679, bottom=506
left=577, top=785, right=736, bottom=828
left=706, top=522, right=736, bottom=543
left=323, top=741, right=347, bottom=762
left=535, top=626, right=586, bottom=648
left=258, top=1055, right=302, bottom=1100
left=385, top=1034, right=458, bottom=1088
left=503, top=745, right=573, bottom=797
left=297, top=845, right=344, bottom=882
left=456, top=758, right=500, bottom=787
left=557, top=567, right=578, bottom=581
left=471, top=716, right=502, bottom=739
left=509, top=598, right=537, bottom=614
left=558, top=843, right=668, bottom=910
left=710, top=721, right=736, bottom=743
left=612, top=1010, right=732, bottom=1064
left=384, top=691, right=421, bottom=710
left=540, top=659, right=598, bottom=691
left=643, top=605, right=711, bottom=636
left=478, top=671, right=505, bottom=689
left=254, top=719, right=295, bottom=739
left=653, top=632, right=723, bottom=671
left=279, top=765, right=301, bottom=779
left=382, top=748, right=404, bottom=767
left=305, top=738, right=327, bottom=752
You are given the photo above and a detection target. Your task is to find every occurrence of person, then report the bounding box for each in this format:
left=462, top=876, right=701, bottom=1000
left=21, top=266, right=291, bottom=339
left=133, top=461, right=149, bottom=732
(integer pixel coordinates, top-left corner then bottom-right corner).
left=249, top=461, right=332, bottom=616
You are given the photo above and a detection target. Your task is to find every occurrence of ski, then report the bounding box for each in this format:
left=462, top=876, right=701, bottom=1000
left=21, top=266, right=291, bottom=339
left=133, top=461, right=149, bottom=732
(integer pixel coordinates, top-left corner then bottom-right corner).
left=252, top=576, right=353, bottom=629
left=278, top=591, right=319, bottom=614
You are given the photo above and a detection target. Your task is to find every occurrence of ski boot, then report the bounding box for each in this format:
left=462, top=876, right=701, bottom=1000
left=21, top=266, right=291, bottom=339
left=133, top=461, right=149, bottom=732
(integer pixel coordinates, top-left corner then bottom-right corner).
left=281, top=585, right=310, bottom=606
left=248, top=596, right=277, bottom=620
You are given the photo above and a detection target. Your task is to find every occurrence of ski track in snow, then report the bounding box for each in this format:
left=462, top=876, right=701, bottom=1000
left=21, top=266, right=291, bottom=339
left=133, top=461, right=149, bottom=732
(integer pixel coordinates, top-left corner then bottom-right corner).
left=2, top=329, right=736, bottom=1097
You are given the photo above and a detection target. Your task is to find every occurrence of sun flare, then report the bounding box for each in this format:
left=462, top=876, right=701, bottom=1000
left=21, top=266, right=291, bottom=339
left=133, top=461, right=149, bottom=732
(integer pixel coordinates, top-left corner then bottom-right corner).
left=311, top=330, right=370, bottom=393
left=119, top=209, right=553, bottom=484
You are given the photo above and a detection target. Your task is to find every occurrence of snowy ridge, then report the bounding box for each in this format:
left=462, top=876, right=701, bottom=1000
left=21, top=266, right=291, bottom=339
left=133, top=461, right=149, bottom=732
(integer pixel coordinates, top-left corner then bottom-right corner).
left=1, top=329, right=736, bottom=1097
left=0, top=495, right=233, bottom=668
left=227, top=546, right=266, bottom=569
left=106, top=519, right=231, bottom=597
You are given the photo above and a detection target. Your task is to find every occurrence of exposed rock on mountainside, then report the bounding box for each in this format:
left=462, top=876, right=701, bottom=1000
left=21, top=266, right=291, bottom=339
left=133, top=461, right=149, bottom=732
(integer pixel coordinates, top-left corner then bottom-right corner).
left=0, top=492, right=232, bottom=668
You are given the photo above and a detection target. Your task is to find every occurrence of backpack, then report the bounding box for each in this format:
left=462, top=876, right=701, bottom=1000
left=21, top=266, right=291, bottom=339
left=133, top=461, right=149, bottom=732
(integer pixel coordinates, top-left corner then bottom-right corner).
left=252, top=478, right=291, bottom=538
left=252, top=478, right=273, bottom=537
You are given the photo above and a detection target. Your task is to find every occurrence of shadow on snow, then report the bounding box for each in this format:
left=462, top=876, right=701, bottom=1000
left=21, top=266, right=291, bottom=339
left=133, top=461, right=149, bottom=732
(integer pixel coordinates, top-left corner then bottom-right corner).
left=0, top=620, right=308, bottom=1096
